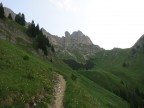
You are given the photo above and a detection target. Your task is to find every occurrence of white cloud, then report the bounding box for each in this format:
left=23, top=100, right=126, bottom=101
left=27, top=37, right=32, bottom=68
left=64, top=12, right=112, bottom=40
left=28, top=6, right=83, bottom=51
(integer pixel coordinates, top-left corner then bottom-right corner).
left=49, top=0, right=77, bottom=12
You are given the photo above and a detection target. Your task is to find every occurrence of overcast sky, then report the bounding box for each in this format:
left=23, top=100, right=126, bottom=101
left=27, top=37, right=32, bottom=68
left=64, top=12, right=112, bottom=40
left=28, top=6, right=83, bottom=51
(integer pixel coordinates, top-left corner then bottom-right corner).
left=1, top=0, right=144, bottom=49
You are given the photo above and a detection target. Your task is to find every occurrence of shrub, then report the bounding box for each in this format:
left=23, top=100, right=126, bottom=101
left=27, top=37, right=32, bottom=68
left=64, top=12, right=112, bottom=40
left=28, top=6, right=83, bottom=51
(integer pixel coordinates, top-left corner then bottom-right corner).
left=71, top=74, right=77, bottom=82
left=27, top=73, right=34, bottom=80
left=23, top=55, right=29, bottom=61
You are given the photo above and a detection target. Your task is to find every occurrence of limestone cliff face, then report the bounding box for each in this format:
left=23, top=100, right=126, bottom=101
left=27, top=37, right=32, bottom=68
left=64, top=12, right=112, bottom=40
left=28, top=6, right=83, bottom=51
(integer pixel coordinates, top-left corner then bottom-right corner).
left=64, top=31, right=93, bottom=49
left=4, top=7, right=16, bottom=20
left=42, top=28, right=64, bottom=48
left=42, top=29, right=93, bottom=48
left=42, top=29, right=103, bottom=61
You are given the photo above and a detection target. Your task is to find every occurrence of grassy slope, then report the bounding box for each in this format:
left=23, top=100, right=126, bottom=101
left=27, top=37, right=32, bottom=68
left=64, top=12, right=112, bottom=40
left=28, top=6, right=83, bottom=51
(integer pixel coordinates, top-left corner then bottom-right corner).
left=93, top=48, right=144, bottom=90
left=0, top=19, right=130, bottom=108
left=0, top=40, right=130, bottom=108
left=77, top=48, right=144, bottom=107
left=0, top=39, right=56, bottom=107
left=51, top=53, right=129, bottom=108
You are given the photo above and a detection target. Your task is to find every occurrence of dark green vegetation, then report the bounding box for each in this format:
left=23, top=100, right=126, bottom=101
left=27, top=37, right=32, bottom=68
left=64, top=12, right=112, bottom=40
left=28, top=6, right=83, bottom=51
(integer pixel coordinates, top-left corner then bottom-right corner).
left=63, top=59, right=94, bottom=70
left=15, top=13, right=25, bottom=26
left=27, top=20, right=54, bottom=55
left=0, top=3, right=5, bottom=19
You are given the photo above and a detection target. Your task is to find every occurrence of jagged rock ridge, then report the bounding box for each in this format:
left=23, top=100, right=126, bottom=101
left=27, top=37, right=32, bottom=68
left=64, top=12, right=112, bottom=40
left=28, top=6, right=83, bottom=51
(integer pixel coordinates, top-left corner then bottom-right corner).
left=42, top=29, right=103, bottom=61
left=64, top=31, right=93, bottom=48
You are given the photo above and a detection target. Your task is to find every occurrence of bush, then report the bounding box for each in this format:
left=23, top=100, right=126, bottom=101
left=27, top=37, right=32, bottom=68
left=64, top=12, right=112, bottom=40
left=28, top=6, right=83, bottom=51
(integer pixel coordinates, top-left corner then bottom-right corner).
left=23, top=55, right=29, bottom=61
left=122, top=62, right=129, bottom=67
left=71, top=74, right=77, bottom=82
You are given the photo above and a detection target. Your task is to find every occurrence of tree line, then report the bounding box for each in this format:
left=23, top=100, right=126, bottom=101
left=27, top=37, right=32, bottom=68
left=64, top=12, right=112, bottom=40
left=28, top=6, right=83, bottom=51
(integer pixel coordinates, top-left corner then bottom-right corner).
left=27, top=20, right=55, bottom=55
left=113, top=85, right=144, bottom=108
left=63, top=59, right=94, bottom=70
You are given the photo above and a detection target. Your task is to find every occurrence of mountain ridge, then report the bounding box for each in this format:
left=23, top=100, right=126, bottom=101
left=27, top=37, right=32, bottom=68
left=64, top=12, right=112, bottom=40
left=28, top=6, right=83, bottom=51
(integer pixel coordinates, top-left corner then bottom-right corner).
left=3, top=6, right=103, bottom=62
left=42, top=28, right=103, bottom=61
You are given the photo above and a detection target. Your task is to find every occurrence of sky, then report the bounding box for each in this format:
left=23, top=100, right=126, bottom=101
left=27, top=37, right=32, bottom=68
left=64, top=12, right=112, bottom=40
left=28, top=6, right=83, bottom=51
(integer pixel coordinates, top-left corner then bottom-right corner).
left=1, top=0, right=144, bottom=49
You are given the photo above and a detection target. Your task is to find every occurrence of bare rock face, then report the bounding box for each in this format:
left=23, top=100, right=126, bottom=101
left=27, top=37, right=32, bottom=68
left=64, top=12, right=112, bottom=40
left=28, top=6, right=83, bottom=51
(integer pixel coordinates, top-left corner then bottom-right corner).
left=70, top=30, right=93, bottom=45
left=133, top=34, right=144, bottom=49
left=42, top=29, right=103, bottom=61
left=4, top=7, right=16, bottom=20
left=42, top=29, right=94, bottom=48
left=63, top=31, right=94, bottom=53
left=42, top=28, right=64, bottom=48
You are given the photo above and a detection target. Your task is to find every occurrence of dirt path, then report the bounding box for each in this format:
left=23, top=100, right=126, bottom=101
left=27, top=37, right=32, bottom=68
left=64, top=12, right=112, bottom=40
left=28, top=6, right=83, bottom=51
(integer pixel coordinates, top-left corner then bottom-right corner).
left=53, top=75, right=66, bottom=108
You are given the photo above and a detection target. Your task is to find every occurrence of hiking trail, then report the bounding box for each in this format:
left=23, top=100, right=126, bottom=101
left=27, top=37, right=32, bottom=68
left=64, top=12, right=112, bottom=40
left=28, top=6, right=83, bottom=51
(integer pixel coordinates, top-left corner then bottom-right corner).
left=53, top=74, right=66, bottom=108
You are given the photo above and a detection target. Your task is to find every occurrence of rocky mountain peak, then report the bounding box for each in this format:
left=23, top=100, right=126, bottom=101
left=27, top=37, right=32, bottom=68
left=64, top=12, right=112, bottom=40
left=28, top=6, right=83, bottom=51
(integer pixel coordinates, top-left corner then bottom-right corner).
left=64, top=30, right=93, bottom=46
left=71, top=30, right=84, bottom=37
left=65, top=31, right=70, bottom=37
left=133, top=34, right=144, bottom=49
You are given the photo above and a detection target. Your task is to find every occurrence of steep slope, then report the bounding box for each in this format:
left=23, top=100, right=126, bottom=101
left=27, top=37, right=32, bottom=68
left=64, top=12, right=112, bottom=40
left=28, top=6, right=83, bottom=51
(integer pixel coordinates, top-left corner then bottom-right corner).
left=0, top=39, right=56, bottom=107
left=0, top=18, right=31, bottom=47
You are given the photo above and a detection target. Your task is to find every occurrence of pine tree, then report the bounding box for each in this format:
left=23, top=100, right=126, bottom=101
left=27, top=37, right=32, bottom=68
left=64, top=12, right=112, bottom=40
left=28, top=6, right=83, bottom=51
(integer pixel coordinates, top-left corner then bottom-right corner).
left=15, top=13, right=25, bottom=26
left=15, top=13, right=20, bottom=23
left=27, top=20, right=36, bottom=37
left=21, top=13, right=25, bottom=26
left=36, top=31, right=48, bottom=55
left=8, top=13, right=12, bottom=20
left=35, top=24, right=40, bottom=35
left=0, top=3, right=5, bottom=19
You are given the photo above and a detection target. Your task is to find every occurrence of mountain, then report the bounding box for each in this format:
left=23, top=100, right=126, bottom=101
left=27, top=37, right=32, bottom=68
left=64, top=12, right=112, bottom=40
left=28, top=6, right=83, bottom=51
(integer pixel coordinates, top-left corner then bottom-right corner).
left=42, top=29, right=103, bottom=62
left=0, top=18, right=130, bottom=108
left=1, top=5, right=144, bottom=108
left=3, top=7, right=103, bottom=62
left=64, top=30, right=93, bottom=46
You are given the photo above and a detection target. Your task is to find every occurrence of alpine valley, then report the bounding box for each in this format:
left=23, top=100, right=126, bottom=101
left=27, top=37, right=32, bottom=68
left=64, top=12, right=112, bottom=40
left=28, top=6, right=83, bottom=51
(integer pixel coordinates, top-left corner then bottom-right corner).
left=0, top=3, right=144, bottom=108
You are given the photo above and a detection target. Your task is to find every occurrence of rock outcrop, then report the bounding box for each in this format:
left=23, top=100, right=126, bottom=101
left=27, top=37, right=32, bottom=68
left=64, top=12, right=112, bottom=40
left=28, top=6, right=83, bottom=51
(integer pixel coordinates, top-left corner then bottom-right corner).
left=133, top=34, right=144, bottom=49
left=42, top=29, right=103, bottom=61
left=4, top=7, right=16, bottom=20
left=42, top=29, right=94, bottom=47
left=63, top=31, right=93, bottom=49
